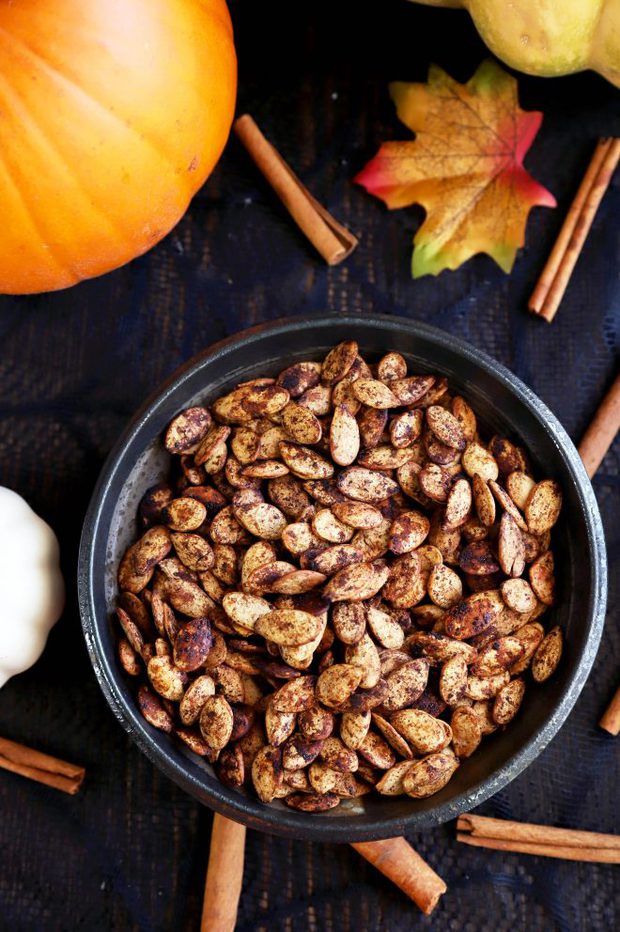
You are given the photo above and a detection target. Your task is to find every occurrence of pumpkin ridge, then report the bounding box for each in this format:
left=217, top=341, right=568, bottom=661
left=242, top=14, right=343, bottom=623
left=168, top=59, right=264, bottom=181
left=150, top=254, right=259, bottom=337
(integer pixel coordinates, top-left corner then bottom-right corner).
left=0, top=23, right=191, bottom=187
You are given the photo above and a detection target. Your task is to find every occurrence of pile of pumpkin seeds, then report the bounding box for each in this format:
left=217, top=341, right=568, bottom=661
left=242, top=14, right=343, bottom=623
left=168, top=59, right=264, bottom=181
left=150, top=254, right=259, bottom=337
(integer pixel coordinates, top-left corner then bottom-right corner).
left=115, top=341, right=563, bottom=812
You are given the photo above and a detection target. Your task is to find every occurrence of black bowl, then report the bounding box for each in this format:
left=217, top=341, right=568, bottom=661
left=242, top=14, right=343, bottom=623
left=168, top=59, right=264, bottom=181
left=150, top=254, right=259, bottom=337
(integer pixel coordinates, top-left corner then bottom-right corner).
left=78, top=314, right=607, bottom=842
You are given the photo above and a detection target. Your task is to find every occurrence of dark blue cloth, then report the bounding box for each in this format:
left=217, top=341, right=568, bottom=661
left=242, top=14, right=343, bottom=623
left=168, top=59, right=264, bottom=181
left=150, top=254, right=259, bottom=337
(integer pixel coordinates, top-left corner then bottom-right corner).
left=0, top=2, right=618, bottom=929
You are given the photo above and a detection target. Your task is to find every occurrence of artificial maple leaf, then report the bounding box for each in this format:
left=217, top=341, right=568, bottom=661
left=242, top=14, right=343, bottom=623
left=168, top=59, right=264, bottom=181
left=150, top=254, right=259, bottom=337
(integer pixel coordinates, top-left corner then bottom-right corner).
left=355, top=59, right=556, bottom=277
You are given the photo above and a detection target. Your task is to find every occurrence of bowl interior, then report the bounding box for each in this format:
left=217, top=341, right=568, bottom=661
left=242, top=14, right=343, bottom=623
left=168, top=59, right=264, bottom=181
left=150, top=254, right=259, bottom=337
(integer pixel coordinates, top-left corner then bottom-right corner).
left=79, top=315, right=606, bottom=841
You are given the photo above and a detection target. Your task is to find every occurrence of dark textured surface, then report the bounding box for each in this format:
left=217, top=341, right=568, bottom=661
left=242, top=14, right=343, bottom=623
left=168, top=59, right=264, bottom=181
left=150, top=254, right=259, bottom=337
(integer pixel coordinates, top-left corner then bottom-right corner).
left=0, top=1, right=618, bottom=929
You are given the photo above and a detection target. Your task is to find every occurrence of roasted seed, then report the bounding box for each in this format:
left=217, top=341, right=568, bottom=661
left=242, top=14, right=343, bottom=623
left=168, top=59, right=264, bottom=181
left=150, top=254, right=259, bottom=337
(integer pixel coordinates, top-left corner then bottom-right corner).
left=531, top=625, right=563, bottom=682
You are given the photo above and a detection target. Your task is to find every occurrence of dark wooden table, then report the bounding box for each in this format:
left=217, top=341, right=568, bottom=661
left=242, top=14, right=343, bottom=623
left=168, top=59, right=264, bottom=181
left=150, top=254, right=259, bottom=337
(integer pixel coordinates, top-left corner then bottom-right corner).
left=0, top=2, right=618, bottom=929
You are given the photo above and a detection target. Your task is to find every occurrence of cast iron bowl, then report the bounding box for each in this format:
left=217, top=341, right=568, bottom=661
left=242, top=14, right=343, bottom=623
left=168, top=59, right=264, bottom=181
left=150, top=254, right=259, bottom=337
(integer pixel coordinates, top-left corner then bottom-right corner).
left=78, top=314, right=606, bottom=842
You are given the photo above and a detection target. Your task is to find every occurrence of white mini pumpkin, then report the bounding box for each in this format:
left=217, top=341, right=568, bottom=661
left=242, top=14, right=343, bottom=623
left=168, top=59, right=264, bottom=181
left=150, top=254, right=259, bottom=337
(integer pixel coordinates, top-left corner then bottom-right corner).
left=0, top=487, right=65, bottom=688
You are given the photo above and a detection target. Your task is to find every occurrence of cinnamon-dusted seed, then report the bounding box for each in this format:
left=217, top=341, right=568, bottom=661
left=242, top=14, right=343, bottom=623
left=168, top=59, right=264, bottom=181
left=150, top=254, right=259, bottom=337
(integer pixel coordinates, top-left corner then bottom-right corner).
left=529, top=551, right=556, bottom=606
left=194, top=425, right=232, bottom=467
left=270, top=570, right=327, bottom=595
left=199, top=695, right=234, bottom=750
left=131, top=526, right=172, bottom=576
left=358, top=731, right=397, bottom=770
left=140, top=483, right=175, bottom=527
left=329, top=403, right=361, bottom=466
left=489, top=436, right=528, bottom=475
left=116, top=607, right=146, bottom=656
left=285, top=792, right=340, bottom=812
left=471, top=636, right=525, bottom=677
left=501, top=578, right=537, bottom=614
left=179, top=675, right=216, bottom=725
left=444, top=590, right=502, bottom=640
left=391, top=709, right=452, bottom=754
left=323, top=560, right=390, bottom=603
left=271, top=676, right=317, bottom=713
left=531, top=625, right=563, bottom=682
left=396, top=461, right=432, bottom=507
left=472, top=474, right=496, bottom=527
left=173, top=617, right=213, bottom=672
left=488, top=479, right=528, bottom=531
left=377, top=351, right=407, bottom=381
left=382, top=659, right=430, bottom=712
left=498, top=513, right=525, bottom=577
left=339, top=679, right=389, bottom=713
left=439, top=656, right=468, bottom=706
left=303, top=478, right=347, bottom=506
left=319, top=736, right=359, bottom=773
left=451, top=396, right=477, bottom=442
left=282, top=402, right=323, bottom=445
left=506, top=471, right=536, bottom=511
left=428, top=564, right=463, bottom=609
left=357, top=445, right=416, bottom=471
left=304, top=544, right=363, bottom=577
left=298, top=383, right=332, bottom=416
left=277, top=361, right=322, bottom=397
left=371, top=713, right=414, bottom=759
left=466, top=670, right=510, bottom=700
left=510, top=622, right=545, bottom=674
left=444, top=478, right=472, bottom=529
left=222, top=592, right=272, bottom=630
left=450, top=705, right=482, bottom=757
left=212, top=388, right=254, bottom=425
left=419, top=463, right=452, bottom=503
left=402, top=748, right=458, bottom=798
left=242, top=460, right=289, bottom=479
left=426, top=405, right=466, bottom=450
left=493, top=677, right=526, bottom=724
left=470, top=699, right=497, bottom=735
left=165, top=577, right=216, bottom=620
left=282, top=737, right=324, bottom=770
left=246, top=561, right=297, bottom=593
left=225, top=456, right=260, bottom=490
left=321, top=340, right=358, bottom=383
left=390, top=409, right=424, bottom=448
left=388, top=510, right=430, bottom=554
left=462, top=443, right=499, bottom=482
left=147, top=655, right=187, bottom=701
left=382, top=552, right=427, bottom=608
left=165, top=407, right=212, bottom=454
left=235, top=502, right=287, bottom=540
left=281, top=523, right=321, bottom=557
left=279, top=442, right=334, bottom=480
left=340, top=710, right=372, bottom=749
left=332, top=602, right=367, bottom=645
left=331, top=501, right=383, bottom=530
left=211, top=544, right=238, bottom=585
left=284, top=768, right=311, bottom=791
left=366, top=607, right=405, bottom=650
left=118, top=638, right=141, bottom=676
left=231, top=426, right=261, bottom=465
left=344, top=634, right=382, bottom=689
left=337, top=467, right=399, bottom=503
left=458, top=540, right=500, bottom=576
left=268, top=475, right=311, bottom=518
left=358, top=407, right=389, bottom=448
left=265, top=701, right=297, bottom=747
left=379, top=648, right=414, bottom=676
left=118, top=547, right=154, bottom=594
left=375, top=760, right=416, bottom=795
left=175, top=727, right=216, bottom=759
left=352, top=378, right=399, bottom=409
left=217, top=745, right=245, bottom=787
left=424, top=431, right=462, bottom=465
left=298, top=706, right=335, bottom=741
left=209, top=506, right=249, bottom=545
left=212, top=665, right=245, bottom=704
left=317, top=663, right=364, bottom=708
left=240, top=384, right=290, bottom=417
left=254, top=610, right=324, bottom=646
left=525, top=479, right=562, bottom=534
left=138, top=685, right=174, bottom=733
left=251, top=745, right=284, bottom=802
left=410, top=604, right=445, bottom=630
left=170, top=532, right=214, bottom=572
left=390, top=375, right=435, bottom=405
left=312, top=508, right=354, bottom=543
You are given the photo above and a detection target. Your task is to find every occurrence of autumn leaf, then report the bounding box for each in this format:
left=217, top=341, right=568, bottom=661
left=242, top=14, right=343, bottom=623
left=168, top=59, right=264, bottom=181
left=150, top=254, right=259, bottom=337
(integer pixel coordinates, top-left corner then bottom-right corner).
left=355, top=59, right=556, bottom=277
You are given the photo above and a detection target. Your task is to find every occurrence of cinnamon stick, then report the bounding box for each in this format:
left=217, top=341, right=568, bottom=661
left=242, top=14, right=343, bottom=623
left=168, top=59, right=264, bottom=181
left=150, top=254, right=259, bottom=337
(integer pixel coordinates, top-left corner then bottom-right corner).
left=457, top=814, right=620, bottom=864
left=234, top=114, right=358, bottom=265
left=599, top=682, right=620, bottom=736
left=0, top=736, right=85, bottom=795
left=201, top=814, right=246, bottom=932
left=351, top=837, right=447, bottom=915
left=529, top=137, right=620, bottom=323
left=577, top=372, right=620, bottom=479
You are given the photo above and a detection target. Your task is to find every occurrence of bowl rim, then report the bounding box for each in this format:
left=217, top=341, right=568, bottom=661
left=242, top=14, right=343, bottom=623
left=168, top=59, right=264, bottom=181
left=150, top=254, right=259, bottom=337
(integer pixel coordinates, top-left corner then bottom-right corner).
left=78, top=313, right=607, bottom=841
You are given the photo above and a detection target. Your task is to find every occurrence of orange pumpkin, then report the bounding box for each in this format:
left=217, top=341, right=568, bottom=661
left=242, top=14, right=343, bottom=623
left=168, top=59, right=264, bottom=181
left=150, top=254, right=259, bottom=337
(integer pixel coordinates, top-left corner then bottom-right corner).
left=0, top=0, right=237, bottom=294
